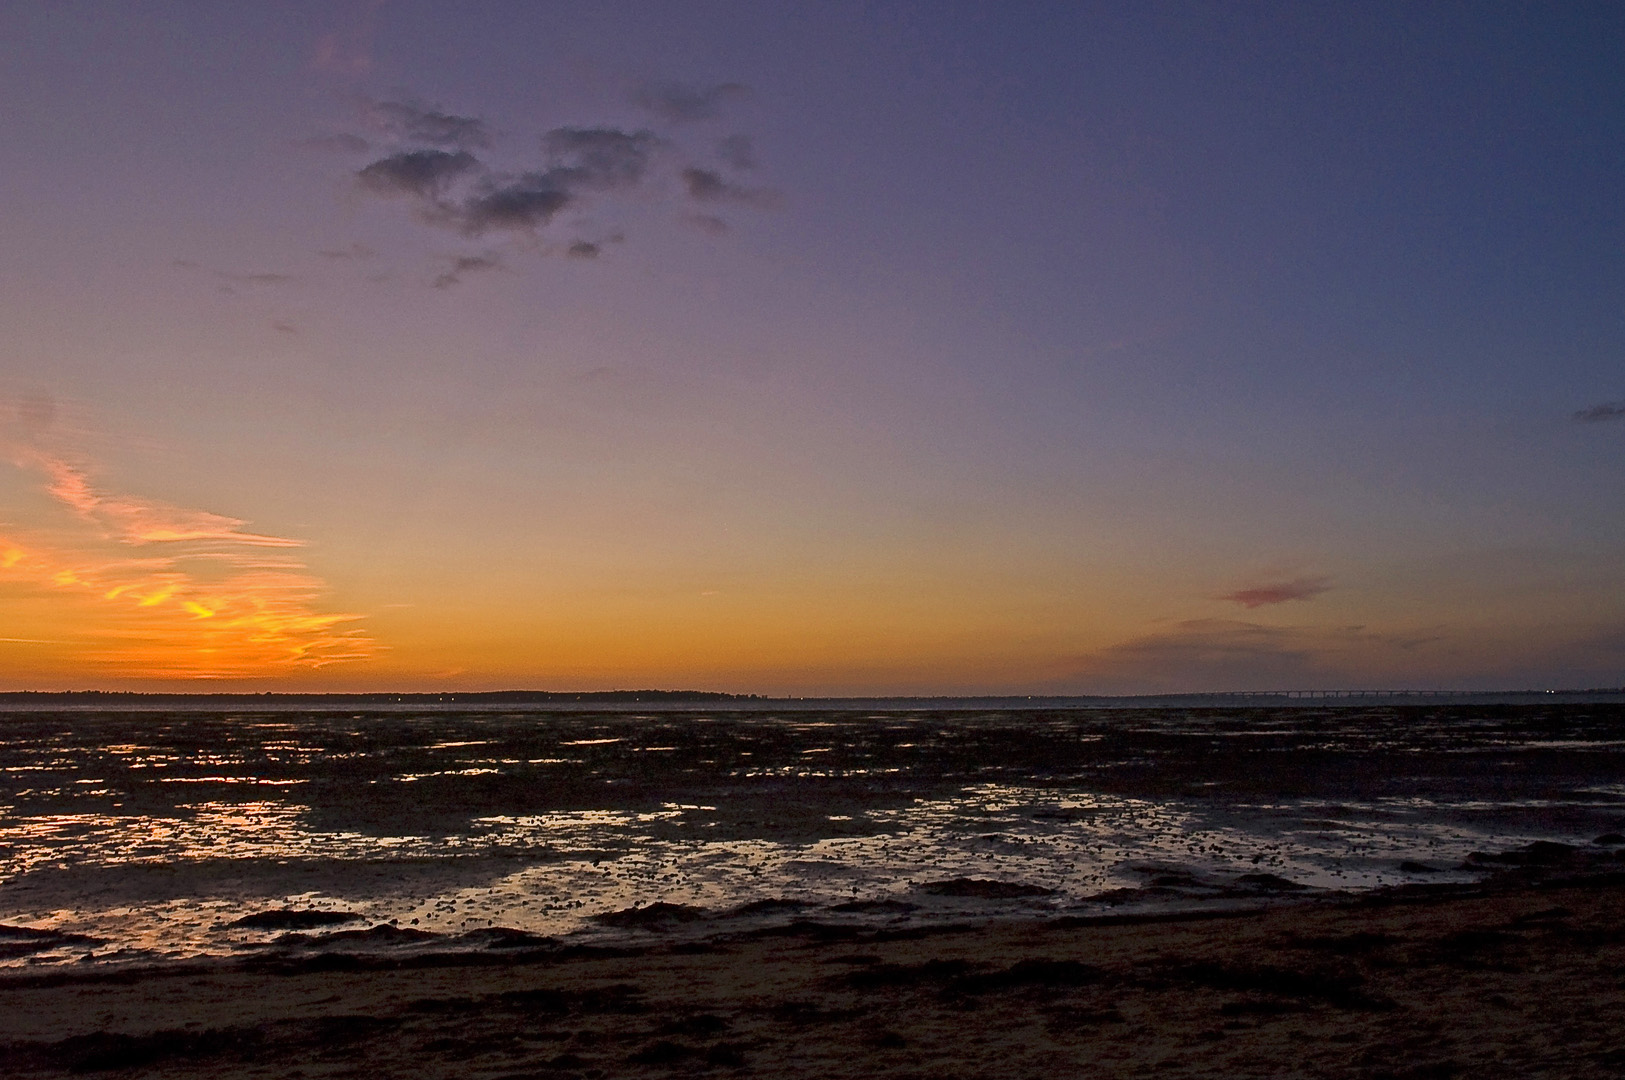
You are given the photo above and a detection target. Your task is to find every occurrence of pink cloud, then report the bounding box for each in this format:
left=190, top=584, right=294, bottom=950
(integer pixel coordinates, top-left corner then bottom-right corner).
left=1220, top=576, right=1332, bottom=608
left=1, top=415, right=374, bottom=678
left=32, top=455, right=304, bottom=547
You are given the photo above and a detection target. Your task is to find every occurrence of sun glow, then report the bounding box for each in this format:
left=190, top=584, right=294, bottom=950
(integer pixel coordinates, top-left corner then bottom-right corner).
left=1, top=436, right=374, bottom=679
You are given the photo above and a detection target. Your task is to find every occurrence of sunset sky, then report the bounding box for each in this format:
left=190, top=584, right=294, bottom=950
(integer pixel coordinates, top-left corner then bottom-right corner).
left=2, top=2, right=1623, bottom=694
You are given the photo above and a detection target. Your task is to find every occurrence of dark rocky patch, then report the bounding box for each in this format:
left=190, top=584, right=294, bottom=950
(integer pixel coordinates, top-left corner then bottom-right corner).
left=1466, top=841, right=1578, bottom=867
left=229, top=909, right=362, bottom=931
left=591, top=902, right=705, bottom=929
left=729, top=898, right=811, bottom=916
left=827, top=898, right=917, bottom=914
left=1398, top=860, right=1440, bottom=873
left=0, top=925, right=100, bottom=960
left=283, top=924, right=440, bottom=947
left=1595, top=833, right=1625, bottom=846
left=921, top=878, right=1054, bottom=899
left=458, top=926, right=555, bottom=950
left=1234, top=872, right=1309, bottom=891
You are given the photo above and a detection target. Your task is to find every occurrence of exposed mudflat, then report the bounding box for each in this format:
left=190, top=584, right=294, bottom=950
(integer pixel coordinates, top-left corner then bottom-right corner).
left=4, top=704, right=1624, bottom=966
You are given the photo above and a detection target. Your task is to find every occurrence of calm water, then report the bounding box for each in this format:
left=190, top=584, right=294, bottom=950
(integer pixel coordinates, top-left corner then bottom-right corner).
left=2, top=705, right=1622, bottom=966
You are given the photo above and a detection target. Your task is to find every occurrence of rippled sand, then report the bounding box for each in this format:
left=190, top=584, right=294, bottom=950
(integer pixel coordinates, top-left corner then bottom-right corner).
left=2, top=866, right=1622, bottom=1078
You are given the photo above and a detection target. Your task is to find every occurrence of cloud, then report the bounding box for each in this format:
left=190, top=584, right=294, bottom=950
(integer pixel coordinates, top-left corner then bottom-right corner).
left=345, top=88, right=771, bottom=262
left=1220, top=576, right=1332, bottom=608
left=0, top=420, right=374, bottom=677
left=362, top=98, right=490, bottom=149
left=1069, top=619, right=1323, bottom=694
left=633, top=81, right=748, bottom=122
left=356, top=149, right=481, bottom=201
left=680, top=167, right=775, bottom=206
left=1574, top=400, right=1625, bottom=423
left=457, top=172, right=573, bottom=233
left=542, top=127, right=661, bottom=188
left=717, top=134, right=756, bottom=170
left=31, top=455, right=304, bottom=548
left=354, top=128, right=662, bottom=237
left=432, top=253, right=504, bottom=288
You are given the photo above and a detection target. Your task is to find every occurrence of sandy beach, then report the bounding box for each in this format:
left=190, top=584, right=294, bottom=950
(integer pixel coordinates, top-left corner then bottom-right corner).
left=3, top=862, right=1622, bottom=1079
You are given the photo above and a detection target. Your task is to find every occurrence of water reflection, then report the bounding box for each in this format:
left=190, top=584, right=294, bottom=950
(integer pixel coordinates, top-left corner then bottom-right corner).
left=0, top=705, right=1621, bottom=966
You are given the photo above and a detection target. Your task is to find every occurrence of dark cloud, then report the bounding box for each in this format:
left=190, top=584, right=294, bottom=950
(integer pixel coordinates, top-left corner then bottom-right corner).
left=681, top=167, right=774, bottom=206
left=271, top=320, right=298, bottom=334
left=1221, top=576, right=1332, bottom=608
left=362, top=98, right=490, bottom=149
left=300, top=132, right=371, bottom=154
left=1574, top=400, right=1625, bottom=423
left=566, top=241, right=600, bottom=259
left=348, top=89, right=770, bottom=254
left=542, top=127, right=661, bottom=189
left=458, top=173, right=573, bottom=234
left=356, top=149, right=480, bottom=201
left=634, top=81, right=747, bottom=122
left=717, top=134, right=755, bottom=170
left=432, top=254, right=504, bottom=289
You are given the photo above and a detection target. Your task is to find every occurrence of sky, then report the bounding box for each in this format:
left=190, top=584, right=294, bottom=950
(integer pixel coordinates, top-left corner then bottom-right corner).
left=1, top=1, right=1623, bottom=694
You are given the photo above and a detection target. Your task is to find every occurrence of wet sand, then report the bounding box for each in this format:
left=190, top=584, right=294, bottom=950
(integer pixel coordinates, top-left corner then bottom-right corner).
left=3, top=871, right=1622, bottom=1079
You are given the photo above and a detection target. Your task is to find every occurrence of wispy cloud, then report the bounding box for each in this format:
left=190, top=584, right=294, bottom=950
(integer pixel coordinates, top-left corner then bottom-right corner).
left=432, top=253, right=504, bottom=289
left=1220, top=576, right=1332, bottom=608
left=29, top=454, right=303, bottom=548
left=1061, top=618, right=1446, bottom=695
left=1574, top=400, right=1625, bottom=423
left=360, top=97, right=490, bottom=149
left=1081, top=619, right=1319, bottom=691
left=1, top=406, right=374, bottom=678
left=680, top=166, right=775, bottom=207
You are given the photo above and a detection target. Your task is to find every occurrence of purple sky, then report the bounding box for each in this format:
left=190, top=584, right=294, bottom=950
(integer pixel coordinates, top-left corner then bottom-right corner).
left=1, top=2, right=1622, bottom=693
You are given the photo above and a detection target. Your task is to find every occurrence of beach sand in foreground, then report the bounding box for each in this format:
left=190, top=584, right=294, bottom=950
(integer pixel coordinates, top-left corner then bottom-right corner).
left=2, top=877, right=1623, bottom=1079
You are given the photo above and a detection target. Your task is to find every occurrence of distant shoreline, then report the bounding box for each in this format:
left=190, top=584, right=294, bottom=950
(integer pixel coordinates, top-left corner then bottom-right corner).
left=2, top=688, right=1623, bottom=709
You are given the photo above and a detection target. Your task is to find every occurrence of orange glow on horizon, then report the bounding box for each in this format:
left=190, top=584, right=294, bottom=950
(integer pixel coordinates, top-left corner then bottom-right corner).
left=1, top=436, right=375, bottom=679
